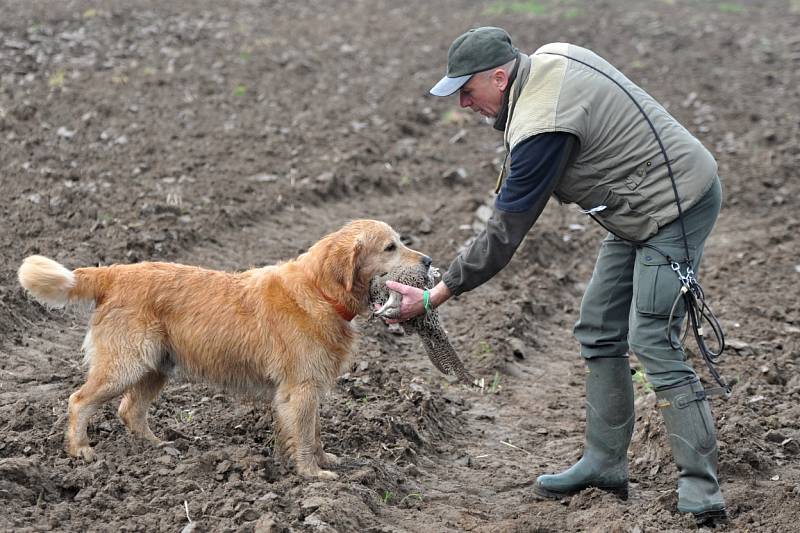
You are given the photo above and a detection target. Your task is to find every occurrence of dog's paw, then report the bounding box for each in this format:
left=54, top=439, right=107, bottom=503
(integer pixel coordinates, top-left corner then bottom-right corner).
left=320, top=452, right=341, bottom=466
left=72, top=445, right=97, bottom=462
left=316, top=469, right=339, bottom=481
left=297, top=463, right=339, bottom=480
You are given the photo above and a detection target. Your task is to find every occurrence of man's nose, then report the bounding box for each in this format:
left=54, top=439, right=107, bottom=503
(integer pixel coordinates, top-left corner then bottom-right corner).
left=420, top=255, right=432, bottom=268
left=459, top=93, right=470, bottom=108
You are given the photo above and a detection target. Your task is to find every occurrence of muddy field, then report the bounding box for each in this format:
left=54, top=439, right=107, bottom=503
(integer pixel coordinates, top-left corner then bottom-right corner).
left=1, top=0, right=799, bottom=531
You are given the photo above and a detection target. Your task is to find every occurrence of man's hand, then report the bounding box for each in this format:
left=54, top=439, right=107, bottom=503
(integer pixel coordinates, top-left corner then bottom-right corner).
left=374, top=280, right=452, bottom=323
left=380, top=281, right=425, bottom=323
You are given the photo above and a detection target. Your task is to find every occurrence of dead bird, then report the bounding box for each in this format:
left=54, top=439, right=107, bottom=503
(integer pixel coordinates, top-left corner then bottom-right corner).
left=370, top=266, right=476, bottom=385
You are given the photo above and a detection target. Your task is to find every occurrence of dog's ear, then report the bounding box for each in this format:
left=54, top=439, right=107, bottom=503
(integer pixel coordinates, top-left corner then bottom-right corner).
left=341, top=238, right=363, bottom=293
left=318, top=233, right=363, bottom=294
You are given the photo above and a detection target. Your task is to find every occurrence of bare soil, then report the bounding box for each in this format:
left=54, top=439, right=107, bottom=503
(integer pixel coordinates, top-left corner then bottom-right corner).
left=1, top=0, right=799, bottom=531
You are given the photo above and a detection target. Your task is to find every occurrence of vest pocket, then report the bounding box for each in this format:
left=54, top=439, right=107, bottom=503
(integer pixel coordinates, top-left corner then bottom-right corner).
left=577, top=188, right=659, bottom=242
left=624, top=161, right=652, bottom=191
left=634, top=244, right=695, bottom=317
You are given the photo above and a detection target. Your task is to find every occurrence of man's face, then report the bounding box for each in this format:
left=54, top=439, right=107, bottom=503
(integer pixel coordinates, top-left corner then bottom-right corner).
left=458, top=68, right=508, bottom=118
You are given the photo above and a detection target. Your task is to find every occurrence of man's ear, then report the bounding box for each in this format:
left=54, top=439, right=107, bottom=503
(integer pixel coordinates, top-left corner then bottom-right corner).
left=493, top=68, right=509, bottom=92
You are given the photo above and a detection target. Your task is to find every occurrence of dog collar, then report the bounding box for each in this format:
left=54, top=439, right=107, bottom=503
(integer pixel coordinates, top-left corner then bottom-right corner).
left=315, top=285, right=357, bottom=322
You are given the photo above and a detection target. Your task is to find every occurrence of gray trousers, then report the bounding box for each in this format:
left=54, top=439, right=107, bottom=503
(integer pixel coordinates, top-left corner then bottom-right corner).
left=574, top=177, right=722, bottom=390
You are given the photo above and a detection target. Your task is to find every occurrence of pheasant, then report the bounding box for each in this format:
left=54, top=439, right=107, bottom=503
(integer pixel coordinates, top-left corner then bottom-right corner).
left=370, top=267, right=476, bottom=386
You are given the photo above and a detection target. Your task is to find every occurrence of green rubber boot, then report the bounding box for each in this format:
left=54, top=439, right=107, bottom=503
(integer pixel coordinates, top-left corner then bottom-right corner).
left=656, top=380, right=727, bottom=525
left=534, top=357, right=634, bottom=500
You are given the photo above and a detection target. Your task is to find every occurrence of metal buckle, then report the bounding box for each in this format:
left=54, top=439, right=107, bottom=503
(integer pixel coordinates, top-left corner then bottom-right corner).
left=673, top=386, right=731, bottom=409
left=673, top=390, right=706, bottom=409
left=704, top=386, right=732, bottom=399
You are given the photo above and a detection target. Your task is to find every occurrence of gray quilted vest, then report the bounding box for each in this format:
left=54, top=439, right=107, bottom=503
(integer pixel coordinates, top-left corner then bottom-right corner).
left=502, top=43, right=717, bottom=242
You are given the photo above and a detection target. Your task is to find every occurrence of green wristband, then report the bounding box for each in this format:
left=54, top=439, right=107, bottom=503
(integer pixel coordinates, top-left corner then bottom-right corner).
left=423, top=289, right=431, bottom=313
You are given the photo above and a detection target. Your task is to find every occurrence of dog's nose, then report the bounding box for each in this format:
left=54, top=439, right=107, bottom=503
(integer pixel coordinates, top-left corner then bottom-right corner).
left=420, top=255, right=432, bottom=268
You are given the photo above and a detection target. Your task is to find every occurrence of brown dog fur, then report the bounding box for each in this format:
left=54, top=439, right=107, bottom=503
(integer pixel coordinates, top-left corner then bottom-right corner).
left=18, top=219, right=430, bottom=479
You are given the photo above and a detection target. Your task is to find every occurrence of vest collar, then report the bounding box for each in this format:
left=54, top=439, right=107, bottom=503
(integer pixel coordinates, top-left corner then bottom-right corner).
left=492, top=52, right=531, bottom=132
left=494, top=52, right=533, bottom=193
left=492, top=54, right=518, bottom=132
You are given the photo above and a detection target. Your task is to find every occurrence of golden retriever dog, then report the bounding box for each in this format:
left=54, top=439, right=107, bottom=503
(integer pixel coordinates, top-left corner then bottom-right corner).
left=17, top=219, right=432, bottom=479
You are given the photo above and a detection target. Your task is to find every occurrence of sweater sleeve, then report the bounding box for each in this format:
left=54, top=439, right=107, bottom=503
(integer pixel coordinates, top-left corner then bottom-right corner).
left=442, top=132, right=577, bottom=296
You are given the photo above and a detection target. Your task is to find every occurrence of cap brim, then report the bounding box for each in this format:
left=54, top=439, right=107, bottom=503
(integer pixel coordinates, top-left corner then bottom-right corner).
left=429, top=74, right=472, bottom=97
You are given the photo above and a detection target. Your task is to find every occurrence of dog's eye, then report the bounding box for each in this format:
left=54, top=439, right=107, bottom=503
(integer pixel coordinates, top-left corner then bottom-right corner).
left=384, top=242, right=396, bottom=252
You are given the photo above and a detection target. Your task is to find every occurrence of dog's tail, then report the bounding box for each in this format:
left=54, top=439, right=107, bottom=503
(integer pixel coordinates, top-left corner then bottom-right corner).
left=18, top=255, right=105, bottom=308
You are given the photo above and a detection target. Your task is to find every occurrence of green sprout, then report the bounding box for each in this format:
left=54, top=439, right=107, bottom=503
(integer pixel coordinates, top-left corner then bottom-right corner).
left=477, top=341, right=493, bottom=355
left=488, top=371, right=502, bottom=394
left=48, top=70, right=65, bottom=88
left=484, top=1, right=548, bottom=16
left=399, top=492, right=423, bottom=505
left=632, top=368, right=653, bottom=395
left=175, top=409, right=194, bottom=424
left=717, top=2, right=745, bottom=13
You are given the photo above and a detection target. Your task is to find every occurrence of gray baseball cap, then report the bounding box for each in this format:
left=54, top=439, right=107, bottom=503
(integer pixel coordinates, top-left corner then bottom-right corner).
left=430, top=27, right=518, bottom=97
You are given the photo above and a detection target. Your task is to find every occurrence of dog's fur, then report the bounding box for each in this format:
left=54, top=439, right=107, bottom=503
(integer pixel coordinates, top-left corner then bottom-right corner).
left=18, top=219, right=430, bottom=479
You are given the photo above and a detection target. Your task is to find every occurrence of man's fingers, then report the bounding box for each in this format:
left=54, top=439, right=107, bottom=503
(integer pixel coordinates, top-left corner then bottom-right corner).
left=385, top=280, right=404, bottom=292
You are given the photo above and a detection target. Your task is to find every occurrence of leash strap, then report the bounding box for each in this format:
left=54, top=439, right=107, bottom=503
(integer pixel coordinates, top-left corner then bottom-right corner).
left=539, top=51, right=733, bottom=395
left=671, top=385, right=732, bottom=409
left=653, top=249, right=730, bottom=393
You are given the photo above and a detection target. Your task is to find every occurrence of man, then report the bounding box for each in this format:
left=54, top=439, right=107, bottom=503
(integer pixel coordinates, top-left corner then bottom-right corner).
left=385, top=27, right=727, bottom=524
